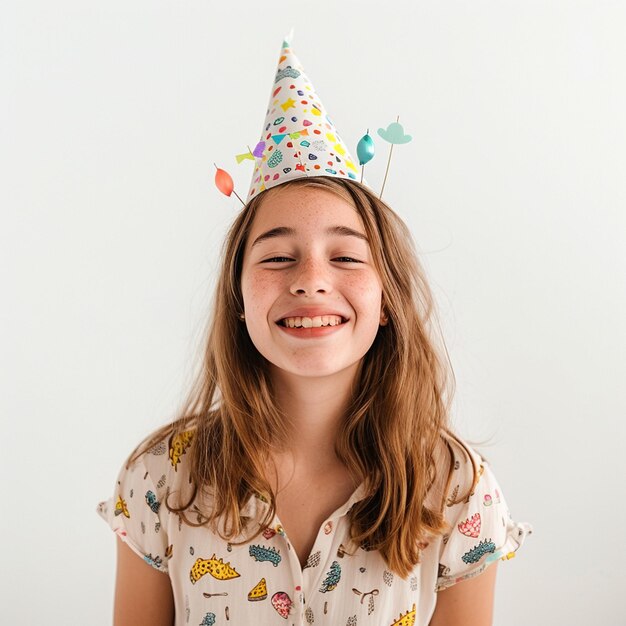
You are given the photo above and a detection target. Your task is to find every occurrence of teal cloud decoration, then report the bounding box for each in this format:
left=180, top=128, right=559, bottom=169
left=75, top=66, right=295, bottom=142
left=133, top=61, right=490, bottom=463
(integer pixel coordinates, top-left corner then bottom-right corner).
left=377, top=121, right=412, bottom=145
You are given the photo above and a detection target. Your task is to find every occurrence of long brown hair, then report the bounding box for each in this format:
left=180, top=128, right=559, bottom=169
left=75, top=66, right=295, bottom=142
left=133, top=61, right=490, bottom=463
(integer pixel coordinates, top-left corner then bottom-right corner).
left=128, top=176, right=480, bottom=578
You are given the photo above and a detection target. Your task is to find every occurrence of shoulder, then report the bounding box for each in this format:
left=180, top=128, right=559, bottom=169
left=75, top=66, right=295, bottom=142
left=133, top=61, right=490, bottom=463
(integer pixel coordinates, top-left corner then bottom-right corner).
left=443, top=433, right=485, bottom=502
left=106, top=421, right=200, bottom=519
left=427, top=431, right=485, bottom=511
left=432, top=432, right=533, bottom=592
left=97, top=420, right=206, bottom=575
left=137, top=423, right=197, bottom=477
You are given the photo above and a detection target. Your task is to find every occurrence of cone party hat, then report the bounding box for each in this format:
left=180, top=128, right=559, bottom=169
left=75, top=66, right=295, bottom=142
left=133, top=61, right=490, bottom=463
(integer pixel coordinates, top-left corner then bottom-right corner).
left=246, top=32, right=362, bottom=202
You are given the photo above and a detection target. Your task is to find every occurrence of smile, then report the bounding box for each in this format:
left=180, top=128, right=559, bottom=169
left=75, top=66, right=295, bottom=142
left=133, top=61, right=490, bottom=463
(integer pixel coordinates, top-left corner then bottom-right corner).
left=278, top=315, right=347, bottom=328
left=276, top=318, right=349, bottom=338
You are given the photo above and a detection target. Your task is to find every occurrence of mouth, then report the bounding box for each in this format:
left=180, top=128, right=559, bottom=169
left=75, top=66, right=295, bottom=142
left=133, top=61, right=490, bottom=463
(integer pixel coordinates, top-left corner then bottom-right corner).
left=276, top=316, right=349, bottom=328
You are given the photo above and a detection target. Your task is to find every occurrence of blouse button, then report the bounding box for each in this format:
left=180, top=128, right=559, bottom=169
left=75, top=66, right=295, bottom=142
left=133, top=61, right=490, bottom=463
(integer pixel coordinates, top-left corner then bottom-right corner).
left=323, top=521, right=333, bottom=534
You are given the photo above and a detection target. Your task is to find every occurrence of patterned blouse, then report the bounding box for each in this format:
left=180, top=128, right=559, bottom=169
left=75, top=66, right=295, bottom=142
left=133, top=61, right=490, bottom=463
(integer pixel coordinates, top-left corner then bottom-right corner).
left=97, top=429, right=532, bottom=625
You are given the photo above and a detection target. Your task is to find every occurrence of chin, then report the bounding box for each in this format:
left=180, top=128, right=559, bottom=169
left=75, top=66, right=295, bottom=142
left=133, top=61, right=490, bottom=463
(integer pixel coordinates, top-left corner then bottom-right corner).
left=272, top=359, right=359, bottom=380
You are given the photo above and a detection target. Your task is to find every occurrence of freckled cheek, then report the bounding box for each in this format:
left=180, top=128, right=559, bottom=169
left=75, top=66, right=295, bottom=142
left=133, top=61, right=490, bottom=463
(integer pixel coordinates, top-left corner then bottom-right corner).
left=348, top=277, right=382, bottom=308
left=242, top=273, right=282, bottom=320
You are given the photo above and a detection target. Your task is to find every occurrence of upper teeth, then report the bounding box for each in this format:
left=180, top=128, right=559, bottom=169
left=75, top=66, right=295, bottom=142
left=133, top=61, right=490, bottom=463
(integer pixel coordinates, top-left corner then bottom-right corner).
left=281, top=315, right=344, bottom=328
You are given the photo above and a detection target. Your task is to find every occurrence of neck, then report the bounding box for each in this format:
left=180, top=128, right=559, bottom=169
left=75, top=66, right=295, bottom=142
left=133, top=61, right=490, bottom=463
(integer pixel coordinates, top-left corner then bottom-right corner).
left=269, top=361, right=360, bottom=470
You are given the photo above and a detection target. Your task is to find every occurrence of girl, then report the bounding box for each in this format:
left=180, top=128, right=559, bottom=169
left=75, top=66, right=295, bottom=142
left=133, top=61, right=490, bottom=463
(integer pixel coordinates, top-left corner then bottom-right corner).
left=98, top=36, right=531, bottom=626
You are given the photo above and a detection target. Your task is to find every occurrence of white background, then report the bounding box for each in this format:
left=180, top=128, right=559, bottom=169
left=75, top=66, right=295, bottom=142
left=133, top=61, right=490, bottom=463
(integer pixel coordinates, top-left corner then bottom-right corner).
left=2, top=1, right=625, bottom=624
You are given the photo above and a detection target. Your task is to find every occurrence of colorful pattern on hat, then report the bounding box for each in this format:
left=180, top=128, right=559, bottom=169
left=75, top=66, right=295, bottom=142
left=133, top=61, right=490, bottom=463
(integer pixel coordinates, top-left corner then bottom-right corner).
left=247, top=34, right=361, bottom=202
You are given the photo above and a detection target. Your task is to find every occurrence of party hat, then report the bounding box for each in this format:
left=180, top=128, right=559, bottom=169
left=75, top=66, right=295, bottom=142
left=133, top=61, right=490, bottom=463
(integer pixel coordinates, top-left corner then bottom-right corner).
left=246, top=31, right=362, bottom=202
left=214, top=33, right=413, bottom=204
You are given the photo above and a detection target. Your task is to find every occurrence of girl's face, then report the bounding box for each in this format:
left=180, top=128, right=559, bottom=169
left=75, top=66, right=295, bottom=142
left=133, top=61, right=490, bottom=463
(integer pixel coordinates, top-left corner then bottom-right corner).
left=240, top=185, right=385, bottom=381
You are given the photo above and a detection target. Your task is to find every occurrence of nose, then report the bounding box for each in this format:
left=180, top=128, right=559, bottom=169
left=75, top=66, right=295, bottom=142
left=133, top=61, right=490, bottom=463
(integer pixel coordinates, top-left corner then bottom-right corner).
left=289, top=256, right=332, bottom=296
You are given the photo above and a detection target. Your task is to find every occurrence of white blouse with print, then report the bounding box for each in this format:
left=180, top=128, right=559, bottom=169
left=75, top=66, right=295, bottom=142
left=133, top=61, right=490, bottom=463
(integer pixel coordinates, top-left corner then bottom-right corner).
left=97, top=430, right=532, bottom=626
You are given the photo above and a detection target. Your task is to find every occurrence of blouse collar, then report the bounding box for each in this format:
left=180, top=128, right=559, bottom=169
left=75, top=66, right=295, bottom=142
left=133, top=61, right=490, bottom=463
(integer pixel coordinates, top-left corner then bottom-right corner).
left=239, top=480, right=369, bottom=521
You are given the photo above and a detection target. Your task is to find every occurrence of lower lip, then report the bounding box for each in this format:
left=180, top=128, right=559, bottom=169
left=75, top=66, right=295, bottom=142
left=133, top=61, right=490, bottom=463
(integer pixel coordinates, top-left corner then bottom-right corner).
left=276, top=321, right=349, bottom=338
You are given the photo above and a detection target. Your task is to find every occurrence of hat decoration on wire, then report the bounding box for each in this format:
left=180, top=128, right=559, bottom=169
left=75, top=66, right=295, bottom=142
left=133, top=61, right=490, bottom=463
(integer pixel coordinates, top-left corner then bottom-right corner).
left=213, top=30, right=412, bottom=205
left=376, top=117, right=413, bottom=198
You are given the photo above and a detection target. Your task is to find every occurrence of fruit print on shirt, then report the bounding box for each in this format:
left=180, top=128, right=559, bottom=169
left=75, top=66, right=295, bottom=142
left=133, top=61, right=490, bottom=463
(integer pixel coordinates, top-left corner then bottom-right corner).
left=114, top=495, right=129, bottom=518
left=249, top=544, right=282, bottom=566
left=461, top=538, right=497, bottom=565
left=168, top=430, right=193, bottom=471
left=189, top=554, right=241, bottom=583
left=144, top=553, right=164, bottom=569
left=319, top=561, right=341, bottom=592
left=97, top=430, right=532, bottom=624
left=248, top=578, right=268, bottom=601
left=457, top=512, right=481, bottom=538
left=199, top=613, right=215, bottom=626
left=271, top=591, right=294, bottom=619
left=390, top=603, right=417, bottom=626
left=144, top=490, right=160, bottom=514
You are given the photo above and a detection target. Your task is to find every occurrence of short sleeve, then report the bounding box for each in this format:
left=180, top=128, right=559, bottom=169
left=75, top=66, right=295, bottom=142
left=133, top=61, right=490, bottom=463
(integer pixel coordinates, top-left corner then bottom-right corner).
left=435, top=446, right=533, bottom=592
left=96, top=452, right=171, bottom=574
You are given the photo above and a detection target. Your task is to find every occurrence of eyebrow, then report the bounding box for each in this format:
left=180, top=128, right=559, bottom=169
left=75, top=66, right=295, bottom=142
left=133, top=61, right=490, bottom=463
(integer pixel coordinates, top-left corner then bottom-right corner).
left=251, top=225, right=369, bottom=249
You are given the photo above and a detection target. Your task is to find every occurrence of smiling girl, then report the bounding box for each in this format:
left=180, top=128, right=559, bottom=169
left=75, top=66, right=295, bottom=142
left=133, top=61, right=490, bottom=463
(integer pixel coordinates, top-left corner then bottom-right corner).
left=97, top=36, right=531, bottom=626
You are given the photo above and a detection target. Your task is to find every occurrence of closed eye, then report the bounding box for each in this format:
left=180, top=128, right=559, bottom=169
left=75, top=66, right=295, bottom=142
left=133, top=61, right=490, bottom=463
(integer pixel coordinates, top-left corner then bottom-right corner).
left=262, top=257, right=362, bottom=263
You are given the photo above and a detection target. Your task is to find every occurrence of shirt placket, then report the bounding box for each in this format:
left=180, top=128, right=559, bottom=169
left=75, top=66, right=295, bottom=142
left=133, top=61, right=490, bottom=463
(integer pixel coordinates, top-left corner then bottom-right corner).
left=242, top=496, right=303, bottom=624
left=269, top=514, right=311, bottom=625
left=302, top=483, right=368, bottom=623
left=301, top=514, right=343, bottom=622
left=245, top=484, right=367, bottom=624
